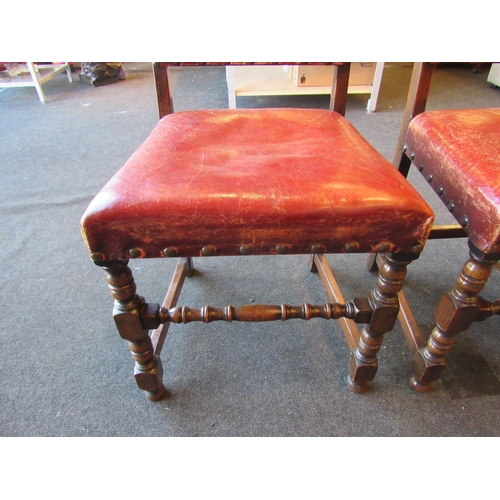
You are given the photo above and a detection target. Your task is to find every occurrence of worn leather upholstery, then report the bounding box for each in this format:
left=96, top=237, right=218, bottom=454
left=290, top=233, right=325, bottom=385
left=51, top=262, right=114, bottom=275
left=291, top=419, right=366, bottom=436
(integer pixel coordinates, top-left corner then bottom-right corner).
left=81, top=108, right=434, bottom=261
left=406, top=108, right=500, bottom=254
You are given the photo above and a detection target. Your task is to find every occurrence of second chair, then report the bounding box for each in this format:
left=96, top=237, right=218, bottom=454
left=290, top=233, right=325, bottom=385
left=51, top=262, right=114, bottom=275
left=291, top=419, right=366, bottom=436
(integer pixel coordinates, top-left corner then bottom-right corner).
left=392, top=63, right=500, bottom=392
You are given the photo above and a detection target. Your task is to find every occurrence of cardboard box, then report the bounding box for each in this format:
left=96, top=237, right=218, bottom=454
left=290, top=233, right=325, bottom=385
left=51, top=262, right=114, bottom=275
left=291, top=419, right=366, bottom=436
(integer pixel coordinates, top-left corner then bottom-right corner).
left=290, top=63, right=376, bottom=87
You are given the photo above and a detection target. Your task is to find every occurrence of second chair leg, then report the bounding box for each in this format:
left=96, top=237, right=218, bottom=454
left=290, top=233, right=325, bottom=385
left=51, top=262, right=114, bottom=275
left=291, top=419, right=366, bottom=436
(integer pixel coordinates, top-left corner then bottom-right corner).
left=410, top=245, right=498, bottom=392
left=347, top=252, right=416, bottom=392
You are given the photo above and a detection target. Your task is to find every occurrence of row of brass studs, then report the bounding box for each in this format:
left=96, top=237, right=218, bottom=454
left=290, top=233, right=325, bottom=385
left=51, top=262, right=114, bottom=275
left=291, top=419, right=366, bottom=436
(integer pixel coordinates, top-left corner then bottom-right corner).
left=406, top=146, right=469, bottom=229
left=161, top=244, right=360, bottom=257
left=160, top=241, right=392, bottom=258
left=90, top=240, right=407, bottom=262
left=90, top=240, right=424, bottom=262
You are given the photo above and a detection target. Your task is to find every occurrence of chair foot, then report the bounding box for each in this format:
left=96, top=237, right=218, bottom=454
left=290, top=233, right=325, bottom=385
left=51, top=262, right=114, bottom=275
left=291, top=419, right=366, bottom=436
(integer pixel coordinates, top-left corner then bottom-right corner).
left=146, top=385, right=169, bottom=401
left=409, top=375, right=431, bottom=393
left=410, top=344, right=448, bottom=390
left=347, top=346, right=378, bottom=389
left=346, top=375, right=368, bottom=393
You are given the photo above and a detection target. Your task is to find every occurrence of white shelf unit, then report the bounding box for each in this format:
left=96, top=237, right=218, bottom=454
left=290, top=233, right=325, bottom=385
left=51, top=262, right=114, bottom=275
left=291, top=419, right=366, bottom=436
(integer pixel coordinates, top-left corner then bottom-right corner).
left=487, top=63, right=500, bottom=87
left=226, top=63, right=384, bottom=112
left=0, top=62, right=74, bottom=103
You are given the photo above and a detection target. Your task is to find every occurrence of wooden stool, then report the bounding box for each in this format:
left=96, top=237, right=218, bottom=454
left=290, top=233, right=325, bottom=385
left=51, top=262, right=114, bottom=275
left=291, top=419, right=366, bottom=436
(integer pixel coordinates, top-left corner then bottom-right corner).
left=403, top=107, right=500, bottom=391
left=80, top=63, right=433, bottom=400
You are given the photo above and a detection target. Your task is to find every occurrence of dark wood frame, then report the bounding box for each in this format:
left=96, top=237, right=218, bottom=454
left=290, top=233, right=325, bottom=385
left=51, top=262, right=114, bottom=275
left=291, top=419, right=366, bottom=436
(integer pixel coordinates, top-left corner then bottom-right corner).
left=152, top=62, right=351, bottom=119
left=93, top=62, right=428, bottom=400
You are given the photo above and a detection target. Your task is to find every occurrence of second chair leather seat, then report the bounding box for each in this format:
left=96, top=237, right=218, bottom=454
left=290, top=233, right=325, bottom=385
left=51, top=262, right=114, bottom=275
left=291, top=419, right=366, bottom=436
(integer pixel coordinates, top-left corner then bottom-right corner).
left=405, top=108, right=500, bottom=255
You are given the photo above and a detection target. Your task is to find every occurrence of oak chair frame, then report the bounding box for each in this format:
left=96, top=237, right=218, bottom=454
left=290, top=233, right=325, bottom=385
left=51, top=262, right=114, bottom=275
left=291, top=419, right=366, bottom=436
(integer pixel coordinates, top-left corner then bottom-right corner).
left=87, top=62, right=430, bottom=400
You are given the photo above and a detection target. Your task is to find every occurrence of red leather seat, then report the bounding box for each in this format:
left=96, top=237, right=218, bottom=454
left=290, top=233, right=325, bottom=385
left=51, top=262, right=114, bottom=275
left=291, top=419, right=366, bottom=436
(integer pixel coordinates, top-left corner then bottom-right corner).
left=81, top=108, right=433, bottom=261
left=406, top=108, right=500, bottom=254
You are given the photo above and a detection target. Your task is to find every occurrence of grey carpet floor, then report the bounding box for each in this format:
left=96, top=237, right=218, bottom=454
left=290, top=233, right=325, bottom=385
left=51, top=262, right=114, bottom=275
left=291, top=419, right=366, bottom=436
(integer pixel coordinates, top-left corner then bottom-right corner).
left=1, top=62, right=500, bottom=437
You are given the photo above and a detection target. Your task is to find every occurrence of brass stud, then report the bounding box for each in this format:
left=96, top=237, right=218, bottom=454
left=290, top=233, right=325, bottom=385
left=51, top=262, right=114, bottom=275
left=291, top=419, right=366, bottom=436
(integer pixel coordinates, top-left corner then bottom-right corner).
left=412, top=243, right=424, bottom=254
left=344, top=242, right=358, bottom=253
left=201, top=245, right=215, bottom=256
left=403, top=145, right=408, bottom=153
left=163, top=247, right=178, bottom=257
left=377, top=242, right=390, bottom=253
left=418, top=164, right=424, bottom=172
left=90, top=252, right=104, bottom=261
left=427, top=174, right=433, bottom=183
left=128, top=248, right=141, bottom=258
left=448, top=202, right=455, bottom=213
left=410, top=152, right=416, bottom=161
left=437, top=187, right=444, bottom=196
left=461, top=217, right=469, bottom=228
left=275, top=244, right=288, bottom=254
left=239, top=245, right=252, bottom=255
left=310, top=244, right=325, bottom=254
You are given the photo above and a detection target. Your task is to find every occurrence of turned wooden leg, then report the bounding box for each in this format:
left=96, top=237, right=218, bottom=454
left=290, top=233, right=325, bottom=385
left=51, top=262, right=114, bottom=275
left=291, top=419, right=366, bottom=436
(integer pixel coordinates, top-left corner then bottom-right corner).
left=347, top=252, right=416, bottom=392
left=410, top=245, right=498, bottom=392
left=97, top=260, right=167, bottom=401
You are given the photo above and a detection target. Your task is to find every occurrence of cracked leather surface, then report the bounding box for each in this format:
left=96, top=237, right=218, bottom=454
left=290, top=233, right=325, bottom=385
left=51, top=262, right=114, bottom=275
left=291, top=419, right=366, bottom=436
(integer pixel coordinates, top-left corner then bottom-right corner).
left=406, top=108, right=500, bottom=254
left=81, top=108, right=434, bottom=260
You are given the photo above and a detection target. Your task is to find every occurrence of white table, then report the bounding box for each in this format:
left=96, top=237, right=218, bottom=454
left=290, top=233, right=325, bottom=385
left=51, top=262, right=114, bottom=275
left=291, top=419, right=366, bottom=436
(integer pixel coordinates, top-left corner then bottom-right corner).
left=0, top=62, right=74, bottom=102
